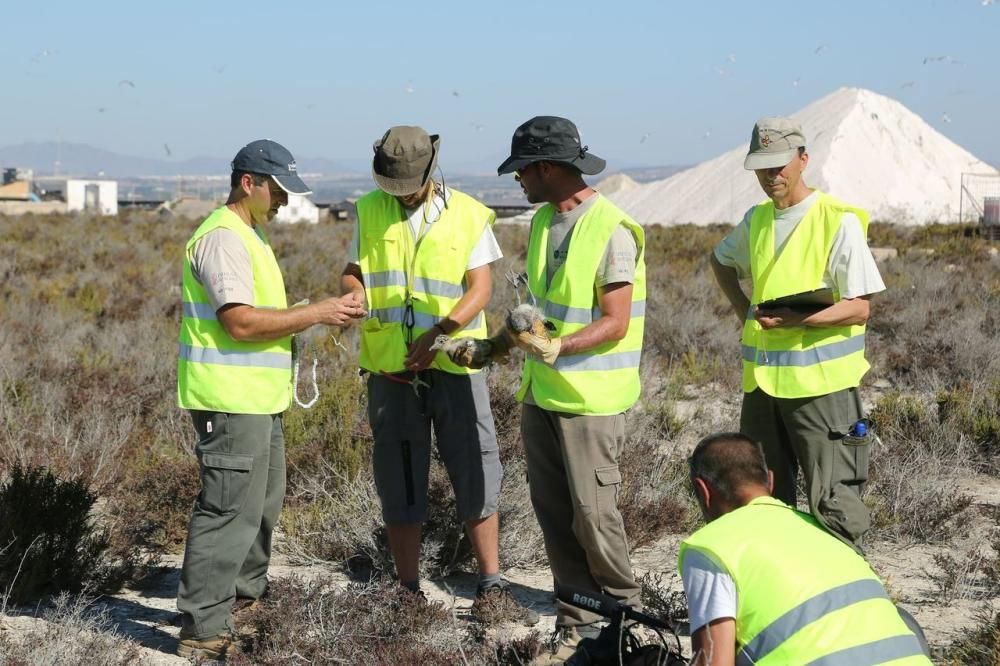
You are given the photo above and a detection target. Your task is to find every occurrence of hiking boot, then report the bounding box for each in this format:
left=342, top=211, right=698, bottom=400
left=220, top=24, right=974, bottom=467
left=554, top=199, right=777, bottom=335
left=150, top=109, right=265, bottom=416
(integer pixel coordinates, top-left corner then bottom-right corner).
left=473, top=580, right=540, bottom=627
left=532, top=625, right=600, bottom=665
left=176, top=632, right=232, bottom=660
left=232, top=595, right=265, bottom=635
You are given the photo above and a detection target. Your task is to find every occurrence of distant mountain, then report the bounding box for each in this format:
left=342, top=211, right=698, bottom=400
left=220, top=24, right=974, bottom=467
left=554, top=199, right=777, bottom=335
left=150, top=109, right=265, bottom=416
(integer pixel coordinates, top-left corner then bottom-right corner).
left=0, top=141, right=363, bottom=178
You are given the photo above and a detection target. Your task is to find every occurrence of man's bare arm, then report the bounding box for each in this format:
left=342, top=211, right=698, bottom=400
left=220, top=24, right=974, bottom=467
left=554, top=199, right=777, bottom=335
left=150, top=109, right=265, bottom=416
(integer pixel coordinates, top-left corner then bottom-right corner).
left=558, top=281, right=633, bottom=356
left=690, top=618, right=736, bottom=666
left=217, top=295, right=366, bottom=342
left=710, top=253, right=750, bottom=325
left=341, top=262, right=365, bottom=299
left=756, top=295, right=872, bottom=330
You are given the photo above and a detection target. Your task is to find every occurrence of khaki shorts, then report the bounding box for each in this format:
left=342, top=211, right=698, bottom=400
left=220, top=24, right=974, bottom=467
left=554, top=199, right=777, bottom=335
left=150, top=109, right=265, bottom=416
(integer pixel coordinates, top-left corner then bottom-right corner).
left=367, top=370, right=502, bottom=523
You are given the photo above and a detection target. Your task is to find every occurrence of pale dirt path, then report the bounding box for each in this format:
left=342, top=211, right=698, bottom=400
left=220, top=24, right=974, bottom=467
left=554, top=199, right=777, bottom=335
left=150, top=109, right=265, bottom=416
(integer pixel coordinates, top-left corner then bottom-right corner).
left=4, top=469, right=998, bottom=663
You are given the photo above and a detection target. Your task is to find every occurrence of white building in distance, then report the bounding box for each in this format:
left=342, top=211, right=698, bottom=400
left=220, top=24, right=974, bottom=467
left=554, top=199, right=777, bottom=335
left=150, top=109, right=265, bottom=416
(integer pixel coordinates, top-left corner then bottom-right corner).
left=66, top=179, right=118, bottom=215
left=275, top=194, right=320, bottom=224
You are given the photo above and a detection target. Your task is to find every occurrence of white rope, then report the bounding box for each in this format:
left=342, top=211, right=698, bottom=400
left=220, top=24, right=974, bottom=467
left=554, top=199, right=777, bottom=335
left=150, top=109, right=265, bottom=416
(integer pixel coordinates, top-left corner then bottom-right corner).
left=292, top=352, right=320, bottom=409
left=292, top=331, right=349, bottom=409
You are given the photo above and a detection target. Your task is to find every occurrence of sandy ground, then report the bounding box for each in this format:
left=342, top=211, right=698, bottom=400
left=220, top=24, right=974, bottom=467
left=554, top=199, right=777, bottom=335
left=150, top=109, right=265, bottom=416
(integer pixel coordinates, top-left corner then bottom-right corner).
left=2, top=391, right=997, bottom=664
left=4, top=470, right=998, bottom=666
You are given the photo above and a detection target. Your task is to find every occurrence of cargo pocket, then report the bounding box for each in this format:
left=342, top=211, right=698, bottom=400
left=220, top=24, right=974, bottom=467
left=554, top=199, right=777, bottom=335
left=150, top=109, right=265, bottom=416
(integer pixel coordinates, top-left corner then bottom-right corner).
left=831, top=422, right=871, bottom=486
left=198, top=453, right=254, bottom=514
left=595, top=465, right=623, bottom=528
left=359, top=318, right=408, bottom=372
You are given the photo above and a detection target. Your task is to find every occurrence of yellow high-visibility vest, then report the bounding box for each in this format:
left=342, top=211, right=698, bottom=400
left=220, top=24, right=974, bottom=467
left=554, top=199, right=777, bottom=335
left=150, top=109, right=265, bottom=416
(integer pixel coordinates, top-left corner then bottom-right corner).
left=742, top=192, right=870, bottom=398
left=679, top=496, right=931, bottom=665
left=518, top=195, right=645, bottom=415
left=178, top=207, right=292, bottom=414
left=356, top=188, right=493, bottom=375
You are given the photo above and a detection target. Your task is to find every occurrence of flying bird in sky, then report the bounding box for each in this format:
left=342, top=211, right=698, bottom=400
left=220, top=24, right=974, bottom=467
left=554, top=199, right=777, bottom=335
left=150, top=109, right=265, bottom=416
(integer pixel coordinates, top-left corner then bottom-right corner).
left=900, top=81, right=916, bottom=89
left=814, top=43, right=827, bottom=54
left=30, top=48, right=54, bottom=63
left=163, top=143, right=172, bottom=157
left=941, top=112, right=952, bottom=124
left=118, top=79, right=135, bottom=88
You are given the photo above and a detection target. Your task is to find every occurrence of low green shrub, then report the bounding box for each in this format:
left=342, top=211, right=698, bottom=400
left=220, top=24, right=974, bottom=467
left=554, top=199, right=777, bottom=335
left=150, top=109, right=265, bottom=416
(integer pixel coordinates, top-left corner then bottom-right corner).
left=944, top=606, right=1000, bottom=666
left=0, top=465, right=108, bottom=604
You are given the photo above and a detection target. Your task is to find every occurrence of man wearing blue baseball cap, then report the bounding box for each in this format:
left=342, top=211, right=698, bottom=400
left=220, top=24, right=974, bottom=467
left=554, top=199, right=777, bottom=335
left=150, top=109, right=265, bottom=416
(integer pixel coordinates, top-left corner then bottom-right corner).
left=175, top=139, right=367, bottom=659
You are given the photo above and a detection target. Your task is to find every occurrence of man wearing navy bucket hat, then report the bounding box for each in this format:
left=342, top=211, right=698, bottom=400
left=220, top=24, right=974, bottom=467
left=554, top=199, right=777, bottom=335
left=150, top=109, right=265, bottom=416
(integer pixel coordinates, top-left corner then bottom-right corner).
left=484, top=117, right=647, bottom=662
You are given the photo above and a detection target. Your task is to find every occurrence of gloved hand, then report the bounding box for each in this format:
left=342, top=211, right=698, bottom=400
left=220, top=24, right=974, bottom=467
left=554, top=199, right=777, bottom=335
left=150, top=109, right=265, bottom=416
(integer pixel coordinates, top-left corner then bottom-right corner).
left=439, top=331, right=514, bottom=369
left=510, top=328, right=561, bottom=365
left=505, top=304, right=561, bottom=366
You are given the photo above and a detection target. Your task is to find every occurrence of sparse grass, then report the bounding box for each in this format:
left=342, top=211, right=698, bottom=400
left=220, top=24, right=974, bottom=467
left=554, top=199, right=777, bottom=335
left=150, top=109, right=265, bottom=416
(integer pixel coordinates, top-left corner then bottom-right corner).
left=0, top=592, right=147, bottom=665
left=928, top=532, right=1000, bottom=603
left=1, top=212, right=999, bottom=657
left=228, top=575, right=544, bottom=666
left=865, top=392, right=975, bottom=543
left=944, top=605, right=1000, bottom=666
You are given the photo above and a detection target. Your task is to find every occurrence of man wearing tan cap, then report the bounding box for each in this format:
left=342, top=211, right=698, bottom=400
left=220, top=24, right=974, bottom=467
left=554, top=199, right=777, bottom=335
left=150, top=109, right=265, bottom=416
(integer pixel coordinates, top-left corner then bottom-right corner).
left=709, top=117, right=885, bottom=551
left=340, top=126, right=537, bottom=625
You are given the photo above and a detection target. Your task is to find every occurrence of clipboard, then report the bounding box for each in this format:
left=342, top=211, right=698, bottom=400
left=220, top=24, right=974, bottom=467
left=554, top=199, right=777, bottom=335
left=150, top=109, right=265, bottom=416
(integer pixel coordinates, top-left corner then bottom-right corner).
left=757, top=288, right=834, bottom=313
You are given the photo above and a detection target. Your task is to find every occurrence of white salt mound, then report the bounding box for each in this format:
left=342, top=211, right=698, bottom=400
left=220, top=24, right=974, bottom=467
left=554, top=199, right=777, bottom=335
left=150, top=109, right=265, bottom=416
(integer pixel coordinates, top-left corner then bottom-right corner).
left=595, top=173, right=641, bottom=197
left=608, top=87, right=999, bottom=226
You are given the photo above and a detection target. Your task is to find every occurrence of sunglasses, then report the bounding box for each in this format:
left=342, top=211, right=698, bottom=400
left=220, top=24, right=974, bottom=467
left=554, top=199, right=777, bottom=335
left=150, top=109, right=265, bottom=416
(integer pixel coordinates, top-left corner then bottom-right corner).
left=514, top=162, right=542, bottom=182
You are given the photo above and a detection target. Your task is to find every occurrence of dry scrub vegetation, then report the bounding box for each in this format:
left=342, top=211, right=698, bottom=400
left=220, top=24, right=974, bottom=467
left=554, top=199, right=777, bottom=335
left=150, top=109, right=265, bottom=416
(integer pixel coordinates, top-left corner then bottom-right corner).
left=1, top=211, right=998, bottom=662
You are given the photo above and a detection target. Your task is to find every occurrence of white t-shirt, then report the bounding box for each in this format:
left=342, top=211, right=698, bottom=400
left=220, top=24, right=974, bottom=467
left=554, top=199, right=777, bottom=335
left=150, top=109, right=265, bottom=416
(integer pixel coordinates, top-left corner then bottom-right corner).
left=189, top=224, right=268, bottom=311
left=713, top=191, right=886, bottom=300
left=680, top=548, right=738, bottom=634
left=347, top=186, right=503, bottom=270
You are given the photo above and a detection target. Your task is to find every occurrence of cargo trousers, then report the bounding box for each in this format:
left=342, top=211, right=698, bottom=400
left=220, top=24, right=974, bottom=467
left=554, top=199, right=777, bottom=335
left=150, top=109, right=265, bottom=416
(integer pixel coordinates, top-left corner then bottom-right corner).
left=741, top=386, right=872, bottom=551
left=521, top=403, right=640, bottom=627
left=177, top=411, right=286, bottom=639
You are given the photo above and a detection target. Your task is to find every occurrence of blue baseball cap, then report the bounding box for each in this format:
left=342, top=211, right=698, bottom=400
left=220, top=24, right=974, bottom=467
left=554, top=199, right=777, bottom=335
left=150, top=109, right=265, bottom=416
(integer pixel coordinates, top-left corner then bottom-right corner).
left=231, top=139, right=311, bottom=195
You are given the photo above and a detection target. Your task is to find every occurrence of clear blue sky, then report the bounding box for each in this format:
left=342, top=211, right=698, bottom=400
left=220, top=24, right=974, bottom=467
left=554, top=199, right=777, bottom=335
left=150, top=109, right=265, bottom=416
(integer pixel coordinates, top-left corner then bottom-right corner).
left=2, top=0, right=997, bottom=172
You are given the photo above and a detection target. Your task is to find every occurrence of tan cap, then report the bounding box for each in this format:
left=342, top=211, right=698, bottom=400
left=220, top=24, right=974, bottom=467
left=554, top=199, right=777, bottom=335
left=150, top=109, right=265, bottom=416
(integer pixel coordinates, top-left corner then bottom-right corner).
left=743, top=117, right=806, bottom=170
left=372, top=126, right=441, bottom=196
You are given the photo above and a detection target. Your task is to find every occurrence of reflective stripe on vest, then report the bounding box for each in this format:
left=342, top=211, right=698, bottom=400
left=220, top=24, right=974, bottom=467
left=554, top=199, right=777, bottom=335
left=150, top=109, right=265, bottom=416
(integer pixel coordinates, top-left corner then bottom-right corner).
left=356, top=188, right=493, bottom=375
left=741, top=335, right=865, bottom=367
left=363, top=270, right=465, bottom=299
left=803, top=634, right=926, bottom=666
left=179, top=343, right=291, bottom=369
left=542, top=299, right=647, bottom=325
left=518, top=195, right=645, bottom=415
left=736, top=579, right=888, bottom=664
left=368, top=307, right=484, bottom=331
left=741, top=192, right=871, bottom=399
left=177, top=207, right=291, bottom=414
left=679, top=498, right=931, bottom=666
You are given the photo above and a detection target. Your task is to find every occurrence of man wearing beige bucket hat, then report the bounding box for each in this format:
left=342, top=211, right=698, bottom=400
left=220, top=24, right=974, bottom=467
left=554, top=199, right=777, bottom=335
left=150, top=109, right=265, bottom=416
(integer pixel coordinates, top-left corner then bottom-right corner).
left=710, top=117, right=886, bottom=552
left=340, top=126, right=538, bottom=625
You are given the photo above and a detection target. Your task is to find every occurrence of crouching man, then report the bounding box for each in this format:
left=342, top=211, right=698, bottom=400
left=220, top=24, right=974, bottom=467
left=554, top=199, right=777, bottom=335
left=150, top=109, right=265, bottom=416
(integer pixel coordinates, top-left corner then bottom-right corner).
left=679, top=432, right=931, bottom=666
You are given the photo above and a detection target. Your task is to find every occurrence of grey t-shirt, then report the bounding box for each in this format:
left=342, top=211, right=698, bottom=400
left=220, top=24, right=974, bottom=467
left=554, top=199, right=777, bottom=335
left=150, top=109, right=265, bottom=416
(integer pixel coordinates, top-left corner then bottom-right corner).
left=525, top=193, right=639, bottom=405
left=545, top=193, right=638, bottom=289
left=189, top=226, right=265, bottom=310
